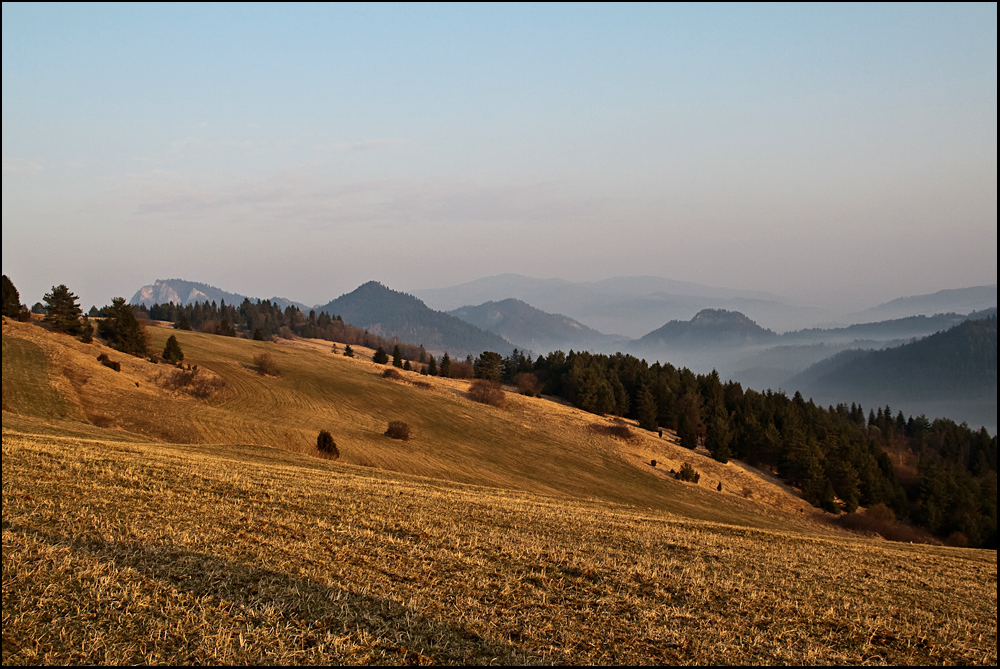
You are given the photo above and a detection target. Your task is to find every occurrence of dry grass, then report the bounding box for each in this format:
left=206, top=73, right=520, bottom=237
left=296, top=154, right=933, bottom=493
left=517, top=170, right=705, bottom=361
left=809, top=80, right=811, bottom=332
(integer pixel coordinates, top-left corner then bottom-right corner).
left=3, top=429, right=996, bottom=665
left=1, top=320, right=823, bottom=529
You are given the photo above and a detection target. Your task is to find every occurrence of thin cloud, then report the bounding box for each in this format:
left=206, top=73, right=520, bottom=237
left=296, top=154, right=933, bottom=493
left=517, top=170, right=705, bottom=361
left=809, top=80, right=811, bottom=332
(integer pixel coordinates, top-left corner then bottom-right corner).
left=2, top=157, right=44, bottom=175
left=314, top=138, right=408, bottom=152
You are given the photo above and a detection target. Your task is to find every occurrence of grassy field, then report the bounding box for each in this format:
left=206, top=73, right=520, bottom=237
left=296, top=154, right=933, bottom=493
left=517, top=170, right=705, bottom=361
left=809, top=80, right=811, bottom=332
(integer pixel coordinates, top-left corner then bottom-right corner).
left=2, top=318, right=997, bottom=664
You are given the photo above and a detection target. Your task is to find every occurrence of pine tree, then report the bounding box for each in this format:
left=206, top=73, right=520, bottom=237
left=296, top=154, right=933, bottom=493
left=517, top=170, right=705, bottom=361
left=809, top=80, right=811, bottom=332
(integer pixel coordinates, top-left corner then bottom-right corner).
left=439, top=353, right=452, bottom=378
left=373, top=346, right=389, bottom=364
left=43, top=284, right=83, bottom=334
left=392, top=345, right=403, bottom=368
left=79, top=317, right=94, bottom=343
left=1, top=275, right=21, bottom=318
left=98, top=298, right=148, bottom=357
left=637, top=386, right=659, bottom=431
left=426, top=354, right=438, bottom=376
left=344, top=344, right=354, bottom=358
left=163, top=335, right=184, bottom=364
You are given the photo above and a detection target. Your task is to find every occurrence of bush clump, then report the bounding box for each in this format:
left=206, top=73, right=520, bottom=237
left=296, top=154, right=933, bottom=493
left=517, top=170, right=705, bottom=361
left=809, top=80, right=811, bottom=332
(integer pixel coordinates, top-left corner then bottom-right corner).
left=467, top=379, right=506, bottom=407
left=382, top=368, right=403, bottom=381
left=97, top=353, right=121, bottom=372
left=588, top=418, right=637, bottom=442
left=384, top=421, right=411, bottom=441
left=158, top=365, right=227, bottom=398
left=514, top=372, right=541, bottom=397
left=316, top=430, right=340, bottom=459
left=253, top=352, right=280, bottom=376
left=676, top=462, right=701, bottom=483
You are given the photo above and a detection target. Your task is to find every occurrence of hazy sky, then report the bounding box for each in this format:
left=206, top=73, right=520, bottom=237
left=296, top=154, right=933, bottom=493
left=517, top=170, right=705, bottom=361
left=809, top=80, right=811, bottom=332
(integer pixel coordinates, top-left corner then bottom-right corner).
left=3, top=3, right=996, bottom=312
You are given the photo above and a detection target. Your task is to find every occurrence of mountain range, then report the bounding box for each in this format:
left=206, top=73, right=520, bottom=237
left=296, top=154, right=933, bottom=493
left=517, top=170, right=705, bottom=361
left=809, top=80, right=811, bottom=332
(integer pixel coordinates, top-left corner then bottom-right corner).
left=316, top=281, right=512, bottom=357
left=131, top=279, right=310, bottom=313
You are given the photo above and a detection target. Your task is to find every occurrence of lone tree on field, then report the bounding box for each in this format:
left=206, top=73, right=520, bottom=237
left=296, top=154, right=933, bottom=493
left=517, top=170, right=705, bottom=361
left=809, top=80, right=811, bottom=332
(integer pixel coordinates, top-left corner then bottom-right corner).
left=43, top=284, right=83, bottom=335
left=392, top=345, right=403, bottom=368
left=373, top=346, right=389, bottom=364
left=344, top=344, right=354, bottom=357
left=163, top=335, right=184, bottom=364
left=2, top=275, right=22, bottom=318
left=98, top=297, right=149, bottom=357
left=316, top=430, right=340, bottom=459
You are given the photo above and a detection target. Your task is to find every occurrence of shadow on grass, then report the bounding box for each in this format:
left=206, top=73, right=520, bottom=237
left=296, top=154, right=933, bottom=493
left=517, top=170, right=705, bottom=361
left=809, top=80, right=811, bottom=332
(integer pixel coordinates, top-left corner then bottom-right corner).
left=4, top=521, right=519, bottom=664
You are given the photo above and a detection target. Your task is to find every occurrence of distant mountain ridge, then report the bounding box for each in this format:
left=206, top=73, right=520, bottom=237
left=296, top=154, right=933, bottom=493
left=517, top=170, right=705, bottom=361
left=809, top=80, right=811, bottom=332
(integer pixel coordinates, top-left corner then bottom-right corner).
left=316, top=281, right=512, bottom=357
left=448, top=298, right=626, bottom=355
left=844, top=285, right=997, bottom=324
left=130, top=279, right=309, bottom=312
left=414, top=274, right=826, bottom=335
left=634, top=309, right=777, bottom=349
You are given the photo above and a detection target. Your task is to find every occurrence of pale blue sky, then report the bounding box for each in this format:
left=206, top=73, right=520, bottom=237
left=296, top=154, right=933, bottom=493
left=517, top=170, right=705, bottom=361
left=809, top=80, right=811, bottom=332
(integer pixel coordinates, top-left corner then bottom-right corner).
left=3, top=3, right=996, bottom=315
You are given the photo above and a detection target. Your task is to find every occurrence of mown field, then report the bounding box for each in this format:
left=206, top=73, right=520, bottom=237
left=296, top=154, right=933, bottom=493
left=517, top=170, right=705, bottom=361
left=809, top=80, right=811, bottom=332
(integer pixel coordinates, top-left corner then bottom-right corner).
left=2, top=318, right=997, bottom=664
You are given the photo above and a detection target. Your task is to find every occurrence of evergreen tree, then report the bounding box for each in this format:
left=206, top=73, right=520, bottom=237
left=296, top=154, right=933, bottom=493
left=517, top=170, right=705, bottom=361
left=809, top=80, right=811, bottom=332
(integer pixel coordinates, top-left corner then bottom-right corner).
left=163, top=335, right=184, bottom=364
left=426, top=354, right=438, bottom=376
left=439, top=353, right=452, bottom=378
left=98, top=298, right=148, bottom=357
left=392, top=345, right=403, bottom=368
left=705, top=411, right=733, bottom=464
left=253, top=328, right=265, bottom=341
left=79, top=316, right=94, bottom=344
left=474, top=351, right=504, bottom=381
left=373, top=346, right=389, bottom=364
left=637, top=386, right=659, bottom=432
left=344, top=344, right=354, bottom=358
left=42, top=284, right=83, bottom=334
left=1, top=275, right=21, bottom=318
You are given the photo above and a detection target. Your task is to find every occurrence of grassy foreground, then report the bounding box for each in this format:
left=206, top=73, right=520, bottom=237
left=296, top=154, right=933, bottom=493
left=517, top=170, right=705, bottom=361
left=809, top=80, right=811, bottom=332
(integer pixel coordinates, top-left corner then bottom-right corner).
left=2, top=319, right=997, bottom=664
left=4, top=429, right=997, bottom=665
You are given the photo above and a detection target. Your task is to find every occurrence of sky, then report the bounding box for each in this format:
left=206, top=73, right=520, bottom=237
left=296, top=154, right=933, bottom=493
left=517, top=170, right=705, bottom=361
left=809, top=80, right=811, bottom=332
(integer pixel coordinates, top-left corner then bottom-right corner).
left=2, top=3, right=996, bottom=314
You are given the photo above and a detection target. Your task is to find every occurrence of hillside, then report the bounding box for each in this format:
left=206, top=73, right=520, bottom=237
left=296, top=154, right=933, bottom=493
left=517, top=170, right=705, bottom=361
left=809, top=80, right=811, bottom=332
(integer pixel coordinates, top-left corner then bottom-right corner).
left=317, top=282, right=513, bottom=357
left=3, top=317, right=997, bottom=664
left=792, top=317, right=998, bottom=431
left=448, top=298, right=625, bottom=355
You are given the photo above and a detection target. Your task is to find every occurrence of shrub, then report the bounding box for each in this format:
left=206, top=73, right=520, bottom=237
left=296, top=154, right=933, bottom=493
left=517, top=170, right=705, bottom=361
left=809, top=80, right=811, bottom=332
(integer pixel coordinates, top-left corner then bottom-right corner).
left=450, top=360, right=474, bottom=379
left=676, top=462, right=701, bottom=483
left=158, top=365, right=226, bottom=398
left=588, top=418, right=637, bottom=442
left=382, top=368, right=403, bottom=380
left=412, top=380, right=432, bottom=390
left=514, top=372, right=541, bottom=397
left=650, top=459, right=657, bottom=467
left=317, top=430, right=340, bottom=459
left=384, top=421, right=411, bottom=441
left=344, top=345, right=354, bottom=358
left=467, top=379, right=506, bottom=407
left=97, top=353, right=121, bottom=372
left=253, top=352, right=280, bottom=376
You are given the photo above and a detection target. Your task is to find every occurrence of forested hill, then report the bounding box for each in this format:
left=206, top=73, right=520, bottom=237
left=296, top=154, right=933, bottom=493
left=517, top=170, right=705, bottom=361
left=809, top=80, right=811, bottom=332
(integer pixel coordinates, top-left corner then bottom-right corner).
left=797, top=316, right=997, bottom=402
left=448, top=298, right=623, bottom=354
left=634, top=308, right=777, bottom=349
left=317, top=282, right=512, bottom=357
